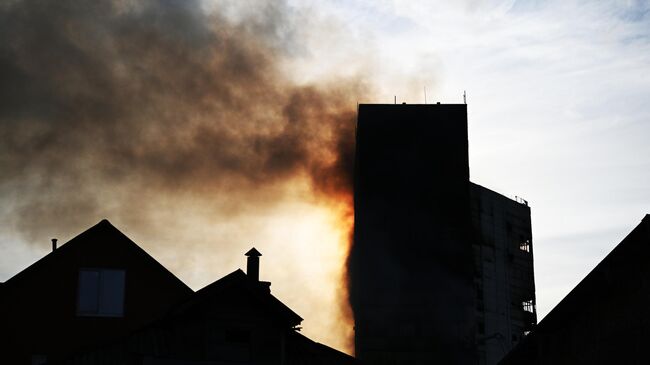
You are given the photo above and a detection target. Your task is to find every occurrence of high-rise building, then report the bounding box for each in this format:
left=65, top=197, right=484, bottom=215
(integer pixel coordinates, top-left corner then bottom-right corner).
left=349, top=103, right=536, bottom=365
left=470, top=183, right=536, bottom=364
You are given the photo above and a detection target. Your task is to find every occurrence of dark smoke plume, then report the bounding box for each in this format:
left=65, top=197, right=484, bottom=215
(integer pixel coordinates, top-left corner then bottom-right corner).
left=0, top=0, right=362, bottom=242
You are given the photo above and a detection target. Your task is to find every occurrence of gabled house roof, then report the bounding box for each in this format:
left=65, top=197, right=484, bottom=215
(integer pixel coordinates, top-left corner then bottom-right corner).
left=2, top=219, right=191, bottom=294
left=173, top=268, right=303, bottom=328
left=0, top=219, right=195, bottom=363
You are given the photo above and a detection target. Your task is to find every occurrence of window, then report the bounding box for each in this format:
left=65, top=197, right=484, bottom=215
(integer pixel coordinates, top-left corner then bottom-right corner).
left=77, top=269, right=125, bottom=317
left=522, top=300, right=535, bottom=313
left=31, top=355, right=47, bottom=365
left=519, top=238, right=531, bottom=253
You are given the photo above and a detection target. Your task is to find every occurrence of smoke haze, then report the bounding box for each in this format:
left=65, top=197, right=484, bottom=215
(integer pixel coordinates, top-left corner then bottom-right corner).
left=0, top=0, right=366, bottom=352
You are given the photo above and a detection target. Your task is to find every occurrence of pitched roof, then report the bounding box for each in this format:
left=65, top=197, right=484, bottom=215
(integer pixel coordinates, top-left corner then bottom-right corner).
left=286, top=331, right=357, bottom=365
left=500, top=214, right=650, bottom=363
left=530, top=214, right=649, bottom=329
left=2, top=219, right=191, bottom=294
left=174, top=269, right=303, bottom=327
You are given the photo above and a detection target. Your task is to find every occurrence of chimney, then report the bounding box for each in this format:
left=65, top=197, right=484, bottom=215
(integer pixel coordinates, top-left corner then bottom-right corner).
left=245, top=247, right=262, bottom=282
left=51, top=238, right=58, bottom=251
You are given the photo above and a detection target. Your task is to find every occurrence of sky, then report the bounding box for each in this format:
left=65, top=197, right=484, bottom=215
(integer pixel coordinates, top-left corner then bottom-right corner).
left=1, top=0, right=649, bottom=354
left=298, top=0, right=650, bottom=321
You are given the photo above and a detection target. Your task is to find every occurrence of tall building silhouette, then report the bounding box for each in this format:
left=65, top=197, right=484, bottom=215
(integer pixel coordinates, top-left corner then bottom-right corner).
left=349, top=104, right=536, bottom=365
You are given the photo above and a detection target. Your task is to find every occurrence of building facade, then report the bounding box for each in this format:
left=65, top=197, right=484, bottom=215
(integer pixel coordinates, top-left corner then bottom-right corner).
left=471, top=183, right=536, bottom=364
left=350, top=104, right=536, bottom=365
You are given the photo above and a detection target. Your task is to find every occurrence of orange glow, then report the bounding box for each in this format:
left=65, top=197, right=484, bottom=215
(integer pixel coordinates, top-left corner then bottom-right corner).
left=322, top=192, right=355, bottom=354
left=134, top=177, right=357, bottom=354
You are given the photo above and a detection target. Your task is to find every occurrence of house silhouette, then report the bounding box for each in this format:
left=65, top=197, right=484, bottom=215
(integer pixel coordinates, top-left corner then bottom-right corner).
left=0, top=220, right=355, bottom=365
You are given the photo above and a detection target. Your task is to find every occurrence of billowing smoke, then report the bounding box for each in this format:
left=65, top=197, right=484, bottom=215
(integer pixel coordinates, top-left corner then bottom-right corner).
left=0, top=0, right=363, bottom=353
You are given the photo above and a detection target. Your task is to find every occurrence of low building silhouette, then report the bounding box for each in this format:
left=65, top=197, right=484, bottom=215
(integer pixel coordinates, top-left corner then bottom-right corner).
left=349, top=104, right=536, bottom=365
left=0, top=220, right=354, bottom=365
left=71, top=268, right=354, bottom=365
left=499, top=214, right=650, bottom=365
left=0, top=219, right=193, bottom=364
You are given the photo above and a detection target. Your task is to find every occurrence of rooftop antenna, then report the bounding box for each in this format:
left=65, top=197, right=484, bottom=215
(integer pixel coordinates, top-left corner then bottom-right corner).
left=463, top=90, right=467, bottom=104
left=424, top=87, right=427, bottom=104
